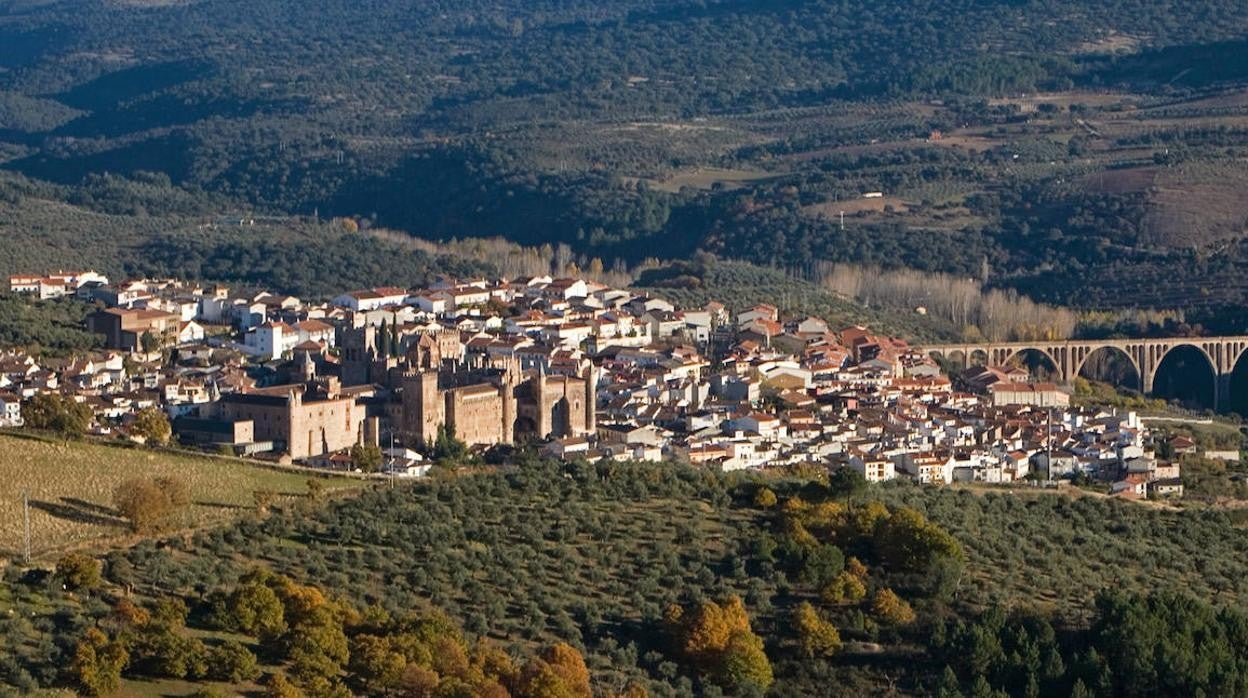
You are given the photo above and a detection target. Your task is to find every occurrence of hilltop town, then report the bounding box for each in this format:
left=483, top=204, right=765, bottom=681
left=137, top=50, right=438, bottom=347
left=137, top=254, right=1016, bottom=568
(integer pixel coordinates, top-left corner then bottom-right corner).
left=3, top=269, right=1197, bottom=500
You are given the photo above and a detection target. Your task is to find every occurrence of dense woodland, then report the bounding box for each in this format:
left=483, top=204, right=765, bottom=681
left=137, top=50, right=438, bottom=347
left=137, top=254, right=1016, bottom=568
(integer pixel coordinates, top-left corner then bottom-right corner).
left=5, top=459, right=1248, bottom=696
left=1, top=0, right=1248, bottom=330
left=0, top=292, right=98, bottom=354
left=127, top=232, right=492, bottom=301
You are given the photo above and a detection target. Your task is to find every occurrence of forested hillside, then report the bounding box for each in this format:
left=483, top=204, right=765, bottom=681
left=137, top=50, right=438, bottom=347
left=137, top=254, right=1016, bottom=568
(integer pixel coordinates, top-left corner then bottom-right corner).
left=3, top=0, right=1248, bottom=325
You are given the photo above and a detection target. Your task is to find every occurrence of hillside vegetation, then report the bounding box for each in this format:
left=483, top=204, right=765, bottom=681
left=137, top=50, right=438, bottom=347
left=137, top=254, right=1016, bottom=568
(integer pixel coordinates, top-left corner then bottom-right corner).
left=0, top=433, right=363, bottom=559
left=2, top=1, right=1248, bottom=327
left=5, top=459, right=1248, bottom=695
left=635, top=257, right=960, bottom=341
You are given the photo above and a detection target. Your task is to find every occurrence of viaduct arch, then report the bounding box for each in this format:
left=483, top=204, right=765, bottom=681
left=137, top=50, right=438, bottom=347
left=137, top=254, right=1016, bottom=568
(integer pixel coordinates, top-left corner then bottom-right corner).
left=924, top=336, right=1248, bottom=412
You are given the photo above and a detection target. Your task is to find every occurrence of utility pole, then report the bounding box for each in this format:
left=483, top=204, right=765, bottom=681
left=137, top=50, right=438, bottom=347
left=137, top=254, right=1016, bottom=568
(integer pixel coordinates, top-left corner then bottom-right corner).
left=389, top=428, right=396, bottom=488
left=1046, top=408, right=1053, bottom=483
left=22, top=490, right=31, bottom=565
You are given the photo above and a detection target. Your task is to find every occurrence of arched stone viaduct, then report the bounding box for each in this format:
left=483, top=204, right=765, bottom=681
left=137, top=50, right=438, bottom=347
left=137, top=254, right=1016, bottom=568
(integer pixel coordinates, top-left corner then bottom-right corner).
left=923, top=336, right=1248, bottom=411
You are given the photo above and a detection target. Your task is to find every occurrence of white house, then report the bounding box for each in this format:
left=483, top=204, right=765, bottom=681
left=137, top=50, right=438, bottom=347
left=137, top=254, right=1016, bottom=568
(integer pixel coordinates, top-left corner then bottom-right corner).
left=449, top=285, right=491, bottom=309
left=544, top=322, right=595, bottom=349
left=245, top=322, right=291, bottom=360
left=641, top=310, right=685, bottom=339
left=797, top=316, right=830, bottom=335
left=738, top=304, right=779, bottom=327
left=146, top=297, right=201, bottom=322
left=721, top=439, right=778, bottom=470
left=893, top=452, right=956, bottom=484
left=545, top=436, right=593, bottom=458
left=245, top=319, right=337, bottom=360
left=627, top=296, right=675, bottom=315
left=177, top=321, right=206, bottom=345
left=732, top=412, right=786, bottom=438
left=0, top=393, right=23, bottom=426
left=231, top=301, right=269, bottom=330
left=197, top=295, right=235, bottom=323
left=354, top=305, right=420, bottom=329
left=847, top=455, right=897, bottom=483
left=680, top=310, right=714, bottom=342
left=383, top=447, right=430, bottom=477
left=10, top=270, right=109, bottom=298
left=332, top=287, right=409, bottom=312
left=413, top=291, right=452, bottom=314
left=543, top=278, right=589, bottom=301
left=756, top=361, right=813, bottom=390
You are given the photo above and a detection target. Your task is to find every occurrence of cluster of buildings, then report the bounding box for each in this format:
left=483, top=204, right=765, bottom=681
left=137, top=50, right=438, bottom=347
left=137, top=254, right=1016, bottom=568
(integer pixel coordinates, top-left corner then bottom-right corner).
left=8, top=270, right=110, bottom=300
left=2, top=269, right=1188, bottom=495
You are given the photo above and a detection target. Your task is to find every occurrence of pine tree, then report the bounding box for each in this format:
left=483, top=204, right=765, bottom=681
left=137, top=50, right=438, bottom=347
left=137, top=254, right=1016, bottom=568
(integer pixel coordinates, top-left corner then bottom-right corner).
left=1043, top=646, right=1066, bottom=680
left=937, top=665, right=964, bottom=698
left=969, top=675, right=995, bottom=698
left=1024, top=672, right=1040, bottom=698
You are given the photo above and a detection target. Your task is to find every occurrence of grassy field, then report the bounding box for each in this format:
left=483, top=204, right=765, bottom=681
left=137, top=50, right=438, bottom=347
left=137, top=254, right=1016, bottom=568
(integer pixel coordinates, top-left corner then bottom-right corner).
left=0, top=433, right=364, bottom=559
left=804, top=195, right=912, bottom=217
left=647, top=166, right=786, bottom=193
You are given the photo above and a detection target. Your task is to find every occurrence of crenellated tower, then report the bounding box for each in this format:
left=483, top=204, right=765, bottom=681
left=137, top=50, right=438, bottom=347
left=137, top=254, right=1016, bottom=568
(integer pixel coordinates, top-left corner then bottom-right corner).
left=500, top=357, right=519, bottom=445
left=401, top=368, right=443, bottom=445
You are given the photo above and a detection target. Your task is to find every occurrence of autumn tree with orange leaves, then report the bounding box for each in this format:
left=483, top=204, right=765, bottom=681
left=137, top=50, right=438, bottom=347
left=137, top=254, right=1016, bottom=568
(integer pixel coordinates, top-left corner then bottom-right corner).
left=663, top=595, right=773, bottom=692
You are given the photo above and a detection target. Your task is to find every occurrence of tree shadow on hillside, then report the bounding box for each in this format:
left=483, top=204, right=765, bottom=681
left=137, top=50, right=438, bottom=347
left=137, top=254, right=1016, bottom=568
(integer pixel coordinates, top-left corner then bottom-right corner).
left=61, top=497, right=120, bottom=518
left=193, top=499, right=249, bottom=511
left=596, top=616, right=668, bottom=665
left=30, top=498, right=126, bottom=528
